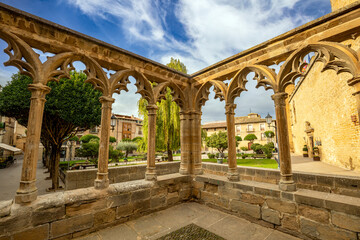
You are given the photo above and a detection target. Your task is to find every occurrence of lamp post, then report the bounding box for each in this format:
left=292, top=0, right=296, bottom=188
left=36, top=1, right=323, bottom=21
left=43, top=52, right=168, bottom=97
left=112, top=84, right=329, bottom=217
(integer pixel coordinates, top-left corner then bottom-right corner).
left=265, top=113, right=280, bottom=169
left=111, top=114, right=116, bottom=131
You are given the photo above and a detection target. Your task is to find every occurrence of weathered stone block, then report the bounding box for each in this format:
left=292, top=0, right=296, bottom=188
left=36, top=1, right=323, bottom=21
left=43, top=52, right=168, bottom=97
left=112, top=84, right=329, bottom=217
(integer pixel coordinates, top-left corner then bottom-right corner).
left=294, top=190, right=325, bottom=208
left=192, top=181, right=204, bottom=190
left=254, top=186, right=280, bottom=198
left=167, top=192, right=179, bottom=205
left=266, top=198, right=296, bottom=214
left=0, top=200, right=12, bottom=218
left=240, top=193, right=264, bottom=205
left=230, top=199, right=261, bottom=219
left=298, top=205, right=329, bottom=224
left=107, top=193, right=130, bottom=208
left=179, top=188, right=191, bottom=200
left=280, top=191, right=294, bottom=201
left=204, top=183, right=218, bottom=193
left=50, top=214, right=93, bottom=238
left=325, top=194, right=360, bottom=217
left=131, top=189, right=150, bottom=202
left=116, top=204, right=133, bottom=219
left=66, top=199, right=107, bottom=217
left=133, top=199, right=150, bottom=214
left=300, top=218, right=357, bottom=240
left=32, top=206, right=65, bottom=226
left=233, top=182, right=254, bottom=192
left=297, top=174, right=316, bottom=185
left=151, top=187, right=167, bottom=197
left=282, top=214, right=299, bottom=231
left=200, top=191, right=215, bottom=203
left=262, top=207, right=280, bottom=225
left=168, top=184, right=180, bottom=193
left=0, top=236, right=11, bottom=240
left=150, top=196, right=166, bottom=209
left=94, top=208, right=116, bottom=226
left=331, top=211, right=360, bottom=232
left=214, top=196, right=230, bottom=209
left=316, top=175, right=334, bottom=187
left=13, top=224, right=49, bottom=240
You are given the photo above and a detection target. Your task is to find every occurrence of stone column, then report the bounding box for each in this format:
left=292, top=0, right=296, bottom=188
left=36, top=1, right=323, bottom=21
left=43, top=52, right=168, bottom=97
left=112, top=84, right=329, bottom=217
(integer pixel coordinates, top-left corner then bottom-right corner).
left=145, top=104, right=158, bottom=181
left=271, top=92, right=296, bottom=191
left=15, top=83, right=50, bottom=204
left=191, top=111, right=203, bottom=175
left=179, top=111, right=191, bottom=175
left=285, top=85, right=295, bottom=153
left=94, top=96, right=115, bottom=189
left=226, top=103, right=239, bottom=181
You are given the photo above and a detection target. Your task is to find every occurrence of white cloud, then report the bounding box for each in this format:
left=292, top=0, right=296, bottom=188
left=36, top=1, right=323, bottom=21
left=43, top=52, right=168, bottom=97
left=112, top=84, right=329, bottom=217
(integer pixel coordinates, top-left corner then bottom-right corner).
left=64, top=0, right=326, bottom=121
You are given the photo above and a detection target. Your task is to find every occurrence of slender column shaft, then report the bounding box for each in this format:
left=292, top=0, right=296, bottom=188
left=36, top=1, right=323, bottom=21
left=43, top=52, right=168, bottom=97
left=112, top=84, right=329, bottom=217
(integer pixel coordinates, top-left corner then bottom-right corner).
left=179, top=111, right=190, bottom=175
left=271, top=92, right=296, bottom=191
left=226, top=103, right=239, bottom=181
left=94, top=96, right=115, bottom=189
left=145, top=104, right=158, bottom=180
left=348, top=78, right=360, bottom=120
left=15, top=83, right=50, bottom=204
left=192, top=111, right=203, bottom=175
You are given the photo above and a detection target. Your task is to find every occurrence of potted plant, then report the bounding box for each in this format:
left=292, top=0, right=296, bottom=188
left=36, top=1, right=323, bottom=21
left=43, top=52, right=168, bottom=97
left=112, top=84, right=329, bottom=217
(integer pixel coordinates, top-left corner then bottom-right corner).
left=302, top=145, right=309, bottom=157
left=313, top=147, right=320, bottom=161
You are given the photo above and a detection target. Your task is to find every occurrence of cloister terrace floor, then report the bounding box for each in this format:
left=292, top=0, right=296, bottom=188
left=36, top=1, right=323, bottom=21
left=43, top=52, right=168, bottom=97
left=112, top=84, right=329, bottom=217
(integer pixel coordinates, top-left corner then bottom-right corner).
left=75, top=202, right=300, bottom=240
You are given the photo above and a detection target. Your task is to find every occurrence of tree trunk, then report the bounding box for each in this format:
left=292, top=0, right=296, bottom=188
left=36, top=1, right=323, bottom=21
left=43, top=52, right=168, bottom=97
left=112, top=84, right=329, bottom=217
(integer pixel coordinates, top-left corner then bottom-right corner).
left=50, top=146, right=61, bottom=190
left=167, top=143, right=173, bottom=161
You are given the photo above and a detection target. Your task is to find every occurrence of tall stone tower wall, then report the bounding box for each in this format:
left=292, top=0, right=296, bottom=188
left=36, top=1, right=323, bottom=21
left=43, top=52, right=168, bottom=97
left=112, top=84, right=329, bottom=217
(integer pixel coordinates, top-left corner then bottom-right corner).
left=330, top=0, right=359, bottom=11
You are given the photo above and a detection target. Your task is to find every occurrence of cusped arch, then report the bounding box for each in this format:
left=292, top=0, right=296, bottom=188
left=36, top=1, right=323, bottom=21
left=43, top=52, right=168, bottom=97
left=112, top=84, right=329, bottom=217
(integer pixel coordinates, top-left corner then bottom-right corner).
left=227, top=65, right=277, bottom=104
left=194, top=80, right=227, bottom=111
left=277, top=41, right=360, bottom=92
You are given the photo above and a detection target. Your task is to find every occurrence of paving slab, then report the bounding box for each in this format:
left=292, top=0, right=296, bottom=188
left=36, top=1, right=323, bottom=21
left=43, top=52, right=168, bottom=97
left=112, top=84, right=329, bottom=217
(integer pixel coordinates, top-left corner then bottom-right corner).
left=74, top=202, right=301, bottom=240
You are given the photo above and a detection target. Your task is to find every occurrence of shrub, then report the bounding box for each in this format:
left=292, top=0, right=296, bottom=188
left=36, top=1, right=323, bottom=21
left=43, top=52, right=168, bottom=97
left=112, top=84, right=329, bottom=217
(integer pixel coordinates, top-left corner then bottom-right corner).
left=215, top=152, right=220, bottom=158
left=109, top=136, right=117, bottom=143
left=244, top=134, right=257, bottom=142
left=80, top=134, right=99, bottom=143
left=264, top=131, right=275, bottom=138
left=241, top=147, right=248, bottom=151
left=117, top=141, right=138, bottom=158
left=109, top=145, right=123, bottom=162
left=251, top=143, right=263, bottom=154
left=207, top=153, right=215, bottom=159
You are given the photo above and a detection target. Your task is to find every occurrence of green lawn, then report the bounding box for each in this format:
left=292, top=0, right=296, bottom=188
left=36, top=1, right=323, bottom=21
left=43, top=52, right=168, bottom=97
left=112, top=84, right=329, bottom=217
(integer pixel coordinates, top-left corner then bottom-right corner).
left=202, top=158, right=279, bottom=169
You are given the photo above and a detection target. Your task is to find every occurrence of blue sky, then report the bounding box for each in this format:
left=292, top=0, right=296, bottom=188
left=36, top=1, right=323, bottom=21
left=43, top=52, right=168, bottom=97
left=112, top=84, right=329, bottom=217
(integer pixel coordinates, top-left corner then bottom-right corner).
left=0, top=0, right=331, bottom=123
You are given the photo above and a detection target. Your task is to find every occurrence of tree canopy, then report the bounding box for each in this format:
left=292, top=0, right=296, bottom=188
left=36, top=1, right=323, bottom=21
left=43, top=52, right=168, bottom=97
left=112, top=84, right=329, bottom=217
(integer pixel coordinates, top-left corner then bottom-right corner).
left=244, top=134, right=257, bottom=142
left=0, top=72, right=102, bottom=190
left=80, top=134, right=100, bottom=143
left=205, top=131, right=228, bottom=153
left=264, top=131, right=275, bottom=138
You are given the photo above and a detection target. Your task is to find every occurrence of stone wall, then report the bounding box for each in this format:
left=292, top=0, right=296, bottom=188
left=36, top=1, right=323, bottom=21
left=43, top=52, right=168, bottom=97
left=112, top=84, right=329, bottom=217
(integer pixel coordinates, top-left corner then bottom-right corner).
left=0, top=173, right=191, bottom=240
left=202, top=162, right=360, bottom=198
left=64, top=162, right=181, bottom=190
left=193, top=174, right=360, bottom=240
left=289, top=59, right=360, bottom=171
left=331, top=0, right=359, bottom=11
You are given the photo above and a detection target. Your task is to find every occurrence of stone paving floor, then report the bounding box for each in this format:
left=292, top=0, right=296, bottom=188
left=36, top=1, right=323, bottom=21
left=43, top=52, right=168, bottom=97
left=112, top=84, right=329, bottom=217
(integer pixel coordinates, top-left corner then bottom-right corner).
left=0, top=155, right=64, bottom=201
left=75, top=202, right=300, bottom=240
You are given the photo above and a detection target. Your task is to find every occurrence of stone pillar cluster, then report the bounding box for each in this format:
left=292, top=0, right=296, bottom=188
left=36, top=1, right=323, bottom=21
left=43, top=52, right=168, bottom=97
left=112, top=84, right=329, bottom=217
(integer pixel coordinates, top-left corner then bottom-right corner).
left=145, top=104, right=158, bottom=181
left=179, top=111, right=191, bottom=175
left=271, top=92, right=296, bottom=192
left=94, top=96, right=115, bottom=189
left=15, top=83, right=51, bottom=204
left=225, top=103, right=239, bottom=181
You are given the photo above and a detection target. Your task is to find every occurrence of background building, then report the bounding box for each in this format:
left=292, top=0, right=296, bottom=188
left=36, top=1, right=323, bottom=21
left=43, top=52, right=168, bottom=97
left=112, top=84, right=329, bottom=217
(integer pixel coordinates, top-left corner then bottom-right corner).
left=202, top=113, right=276, bottom=152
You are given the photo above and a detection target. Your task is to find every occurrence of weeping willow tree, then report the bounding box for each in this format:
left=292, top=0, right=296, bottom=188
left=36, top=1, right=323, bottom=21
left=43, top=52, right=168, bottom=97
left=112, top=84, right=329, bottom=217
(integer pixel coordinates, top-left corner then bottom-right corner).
left=138, top=58, right=186, bottom=161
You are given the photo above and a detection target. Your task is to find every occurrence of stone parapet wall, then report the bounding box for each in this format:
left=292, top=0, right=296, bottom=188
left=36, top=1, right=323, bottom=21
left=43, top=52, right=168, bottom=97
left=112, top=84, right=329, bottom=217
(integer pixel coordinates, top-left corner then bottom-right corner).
left=193, top=174, right=360, bottom=240
left=0, top=173, right=191, bottom=240
left=64, top=162, right=181, bottom=190
left=202, top=162, right=360, bottom=198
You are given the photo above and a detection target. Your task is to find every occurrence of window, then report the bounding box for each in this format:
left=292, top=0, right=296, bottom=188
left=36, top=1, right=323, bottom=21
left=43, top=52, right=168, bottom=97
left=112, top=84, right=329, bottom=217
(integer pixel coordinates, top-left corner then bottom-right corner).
left=260, top=123, right=265, bottom=131
left=261, top=133, right=266, bottom=140
left=247, top=124, right=253, bottom=132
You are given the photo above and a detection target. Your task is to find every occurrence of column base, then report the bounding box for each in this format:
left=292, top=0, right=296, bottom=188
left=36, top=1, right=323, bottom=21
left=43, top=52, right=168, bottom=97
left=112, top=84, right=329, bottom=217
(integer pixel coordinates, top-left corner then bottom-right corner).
left=193, top=167, right=203, bottom=175
left=15, top=190, right=37, bottom=204
left=94, top=173, right=109, bottom=189
left=179, top=168, right=190, bottom=175
left=279, top=181, right=297, bottom=192
left=227, top=170, right=239, bottom=182
left=145, top=167, right=157, bottom=181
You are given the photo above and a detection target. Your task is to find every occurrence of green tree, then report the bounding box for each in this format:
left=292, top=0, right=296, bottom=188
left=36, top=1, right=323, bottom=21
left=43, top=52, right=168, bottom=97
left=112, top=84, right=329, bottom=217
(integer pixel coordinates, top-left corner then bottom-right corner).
left=117, top=141, right=138, bottom=158
left=0, top=72, right=102, bottom=190
left=138, top=58, right=186, bottom=161
left=109, top=136, right=117, bottom=143
left=80, top=134, right=100, bottom=143
left=244, top=134, right=257, bottom=143
left=205, top=131, right=228, bottom=154
left=77, top=138, right=99, bottom=160
left=264, top=131, right=275, bottom=139
left=235, top=136, right=242, bottom=142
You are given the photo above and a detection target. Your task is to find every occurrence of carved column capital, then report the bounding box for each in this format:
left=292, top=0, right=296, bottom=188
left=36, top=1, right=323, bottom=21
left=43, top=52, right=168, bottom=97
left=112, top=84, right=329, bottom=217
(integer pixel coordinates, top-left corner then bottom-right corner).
left=271, top=92, right=288, bottom=106
left=146, top=104, right=158, bottom=114
left=225, top=103, right=237, bottom=115
left=99, top=96, right=115, bottom=104
left=28, top=83, right=51, bottom=101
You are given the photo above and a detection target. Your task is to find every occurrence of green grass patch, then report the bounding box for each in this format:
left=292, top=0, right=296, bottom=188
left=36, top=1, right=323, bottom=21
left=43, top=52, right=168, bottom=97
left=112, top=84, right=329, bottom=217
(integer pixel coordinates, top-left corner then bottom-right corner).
left=202, top=158, right=278, bottom=169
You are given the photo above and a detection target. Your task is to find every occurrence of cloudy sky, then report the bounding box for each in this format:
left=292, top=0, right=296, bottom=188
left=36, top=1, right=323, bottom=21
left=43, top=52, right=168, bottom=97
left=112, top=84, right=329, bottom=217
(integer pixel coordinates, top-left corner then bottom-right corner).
left=0, top=0, right=331, bottom=123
